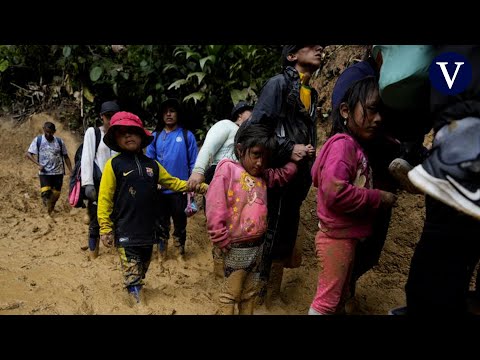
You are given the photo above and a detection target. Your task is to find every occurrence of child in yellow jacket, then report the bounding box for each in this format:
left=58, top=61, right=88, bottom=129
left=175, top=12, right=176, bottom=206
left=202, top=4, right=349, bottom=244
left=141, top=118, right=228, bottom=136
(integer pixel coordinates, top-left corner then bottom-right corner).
left=98, top=111, right=207, bottom=304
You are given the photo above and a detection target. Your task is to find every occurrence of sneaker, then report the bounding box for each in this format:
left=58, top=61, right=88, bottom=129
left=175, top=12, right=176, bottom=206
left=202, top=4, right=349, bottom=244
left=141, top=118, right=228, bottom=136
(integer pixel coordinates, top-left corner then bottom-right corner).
left=388, top=158, right=423, bottom=194
left=388, top=306, right=408, bottom=315
left=408, top=117, right=480, bottom=220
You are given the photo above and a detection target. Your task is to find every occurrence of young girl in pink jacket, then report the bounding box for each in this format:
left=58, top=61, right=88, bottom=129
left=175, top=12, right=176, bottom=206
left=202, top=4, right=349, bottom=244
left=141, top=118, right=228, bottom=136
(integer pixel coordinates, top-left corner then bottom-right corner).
left=309, top=76, right=397, bottom=315
left=206, top=123, right=297, bottom=315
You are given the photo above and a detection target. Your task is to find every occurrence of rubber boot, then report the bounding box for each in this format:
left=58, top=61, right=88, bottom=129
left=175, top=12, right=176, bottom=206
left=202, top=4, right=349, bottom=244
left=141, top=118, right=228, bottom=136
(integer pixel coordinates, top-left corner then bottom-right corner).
left=218, top=303, right=235, bottom=315
left=238, top=297, right=256, bottom=315
left=218, top=270, right=244, bottom=315
left=238, top=271, right=258, bottom=315
left=89, top=238, right=99, bottom=260
left=265, top=261, right=284, bottom=309
left=48, top=189, right=61, bottom=215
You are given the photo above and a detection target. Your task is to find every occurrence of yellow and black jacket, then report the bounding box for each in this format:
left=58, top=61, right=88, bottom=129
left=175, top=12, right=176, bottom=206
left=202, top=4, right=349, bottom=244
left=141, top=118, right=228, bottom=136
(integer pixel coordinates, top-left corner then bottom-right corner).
left=98, top=152, right=187, bottom=246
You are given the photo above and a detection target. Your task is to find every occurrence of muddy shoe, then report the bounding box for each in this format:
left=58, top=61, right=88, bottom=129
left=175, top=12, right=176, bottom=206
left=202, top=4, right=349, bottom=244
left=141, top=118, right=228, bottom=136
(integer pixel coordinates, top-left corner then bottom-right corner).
left=389, top=158, right=423, bottom=194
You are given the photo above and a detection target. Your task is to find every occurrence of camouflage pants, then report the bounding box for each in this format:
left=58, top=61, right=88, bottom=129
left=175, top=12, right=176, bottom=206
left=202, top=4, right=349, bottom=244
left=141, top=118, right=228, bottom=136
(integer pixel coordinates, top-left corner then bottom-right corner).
left=117, top=245, right=153, bottom=288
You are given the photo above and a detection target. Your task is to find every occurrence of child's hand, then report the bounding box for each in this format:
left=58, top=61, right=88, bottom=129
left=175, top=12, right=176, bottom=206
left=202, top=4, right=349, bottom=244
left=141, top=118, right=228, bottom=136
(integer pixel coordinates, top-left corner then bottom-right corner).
left=379, top=190, right=397, bottom=208
left=194, top=183, right=208, bottom=195
left=101, top=233, right=114, bottom=248
left=290, top=144, right=309, bottom=162
left=305, top=144, right=316, bottom=158
left=187, top=172, right=205, bottom=191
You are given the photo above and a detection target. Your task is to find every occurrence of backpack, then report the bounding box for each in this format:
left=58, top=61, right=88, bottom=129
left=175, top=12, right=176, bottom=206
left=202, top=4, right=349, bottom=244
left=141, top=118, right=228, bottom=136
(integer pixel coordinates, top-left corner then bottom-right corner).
left=372, top=45, right=435, bottom=111
left=68, top=127, right=101, bottom=208
left=36, top=135, right=65, bottom=174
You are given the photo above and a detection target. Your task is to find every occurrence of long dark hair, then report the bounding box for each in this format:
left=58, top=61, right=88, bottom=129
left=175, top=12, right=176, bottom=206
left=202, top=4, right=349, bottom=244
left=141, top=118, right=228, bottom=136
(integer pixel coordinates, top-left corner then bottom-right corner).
left=330, top=76, right=379, bottom=138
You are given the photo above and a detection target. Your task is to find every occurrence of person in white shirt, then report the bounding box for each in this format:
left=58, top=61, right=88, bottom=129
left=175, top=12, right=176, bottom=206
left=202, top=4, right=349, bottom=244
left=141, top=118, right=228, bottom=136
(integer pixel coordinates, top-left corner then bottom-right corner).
left=26, top=121, right=72, bottom=216
left=81, top=100, right=120, bottom=259
left=187, top=101, right=253, bottom=188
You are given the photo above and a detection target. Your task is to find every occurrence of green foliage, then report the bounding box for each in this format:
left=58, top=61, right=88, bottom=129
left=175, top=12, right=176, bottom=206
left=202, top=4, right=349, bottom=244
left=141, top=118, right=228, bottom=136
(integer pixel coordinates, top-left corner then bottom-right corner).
left=0, top=44, right=282, bottom=139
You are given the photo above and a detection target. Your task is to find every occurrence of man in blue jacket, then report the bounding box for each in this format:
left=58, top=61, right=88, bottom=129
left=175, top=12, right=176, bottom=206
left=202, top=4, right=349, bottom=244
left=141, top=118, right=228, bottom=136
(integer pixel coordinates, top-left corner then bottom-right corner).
left=146, top=98, right=198, bottom=262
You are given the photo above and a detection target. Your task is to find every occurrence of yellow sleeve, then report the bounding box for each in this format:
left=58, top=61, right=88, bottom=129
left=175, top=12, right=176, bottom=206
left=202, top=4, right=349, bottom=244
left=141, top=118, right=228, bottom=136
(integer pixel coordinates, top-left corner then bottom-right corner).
left=97, top=158, right=116, bottom=235
left=155, top=160, right=188, bottom=192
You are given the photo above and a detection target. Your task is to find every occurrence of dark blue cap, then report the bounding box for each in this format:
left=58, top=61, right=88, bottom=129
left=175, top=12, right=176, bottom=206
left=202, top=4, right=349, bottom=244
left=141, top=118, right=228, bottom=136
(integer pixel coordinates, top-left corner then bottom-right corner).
left=100, top=101, right=120, bottom=115
left=231, top=101, right=253, bottom=120
left=331, top=61, right=376, bottom=110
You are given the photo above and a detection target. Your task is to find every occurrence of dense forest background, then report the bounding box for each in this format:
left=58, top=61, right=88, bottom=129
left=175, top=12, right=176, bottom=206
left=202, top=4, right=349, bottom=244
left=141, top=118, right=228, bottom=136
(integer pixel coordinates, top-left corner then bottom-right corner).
left=0, top=45, right=289, bottom=140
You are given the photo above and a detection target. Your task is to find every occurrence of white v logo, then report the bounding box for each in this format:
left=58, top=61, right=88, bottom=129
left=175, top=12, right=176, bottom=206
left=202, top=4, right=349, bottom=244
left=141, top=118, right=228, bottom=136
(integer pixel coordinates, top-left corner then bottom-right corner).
left=436, top=62, right=464, bottom=89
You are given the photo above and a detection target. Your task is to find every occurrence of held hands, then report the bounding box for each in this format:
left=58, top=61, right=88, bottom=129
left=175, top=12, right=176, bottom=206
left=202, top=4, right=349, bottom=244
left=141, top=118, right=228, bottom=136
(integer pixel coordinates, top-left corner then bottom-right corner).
left=84, top=185, right=97, bottom=201
left=187, top=182, right=208, bottom=195
left=100, top=233, right=114, bottom=248
left=291, top=144, right=315, bottom=162
left=379, top=190, right=397, bottom=208
left=187, top=172, right=205, bottom=193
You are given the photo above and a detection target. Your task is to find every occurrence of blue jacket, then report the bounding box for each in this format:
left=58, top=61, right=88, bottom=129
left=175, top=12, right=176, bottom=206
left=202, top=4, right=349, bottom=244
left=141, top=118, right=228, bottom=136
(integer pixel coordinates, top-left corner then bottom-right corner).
left=146, top=127, right=198, bottom=194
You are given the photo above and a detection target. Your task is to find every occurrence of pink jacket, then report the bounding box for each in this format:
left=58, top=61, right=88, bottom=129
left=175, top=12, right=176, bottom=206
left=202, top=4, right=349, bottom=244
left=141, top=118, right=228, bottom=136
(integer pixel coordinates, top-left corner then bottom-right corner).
left=206, top=159, right=297, bottom=249
left=312, top=133, right=382, bottom=239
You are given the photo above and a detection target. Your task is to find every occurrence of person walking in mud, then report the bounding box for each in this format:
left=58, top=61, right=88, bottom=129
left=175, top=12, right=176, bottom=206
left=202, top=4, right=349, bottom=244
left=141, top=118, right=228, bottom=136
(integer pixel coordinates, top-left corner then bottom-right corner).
left=81, top=100, right=120, bottom=260
left=26, top=121, right=72, bottom=216
left=97, top=111, right=207, bottom=304
left=146, top=98, right=198, bottom=262
left=206, top=123, right=298, bottom=314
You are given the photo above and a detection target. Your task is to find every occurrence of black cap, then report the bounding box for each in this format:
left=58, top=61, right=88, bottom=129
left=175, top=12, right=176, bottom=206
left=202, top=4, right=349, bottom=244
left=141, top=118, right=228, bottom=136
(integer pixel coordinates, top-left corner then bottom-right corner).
left=231, top=101, right=253, bottom=120
left=160, top=98, right=181, bottom=113
left=281, top=45, right=327, bottom=68
left=100, top=101, right=120, bottom=115
left=282, top=45, right=306, bottom=68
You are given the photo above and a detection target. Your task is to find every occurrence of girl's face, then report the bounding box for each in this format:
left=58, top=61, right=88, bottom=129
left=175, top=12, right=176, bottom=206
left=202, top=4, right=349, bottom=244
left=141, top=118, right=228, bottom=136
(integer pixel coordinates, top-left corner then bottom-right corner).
left=342, top=88, right=382, bottom=141
left=114, top=126, right=143, bottom=152
left=238, top=145, right=267, bottom=177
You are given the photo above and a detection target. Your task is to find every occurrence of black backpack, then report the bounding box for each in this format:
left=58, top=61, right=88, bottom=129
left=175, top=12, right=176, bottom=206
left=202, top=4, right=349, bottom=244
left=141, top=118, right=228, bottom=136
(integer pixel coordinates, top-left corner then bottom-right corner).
left=68, top=127, right=101, bottom=208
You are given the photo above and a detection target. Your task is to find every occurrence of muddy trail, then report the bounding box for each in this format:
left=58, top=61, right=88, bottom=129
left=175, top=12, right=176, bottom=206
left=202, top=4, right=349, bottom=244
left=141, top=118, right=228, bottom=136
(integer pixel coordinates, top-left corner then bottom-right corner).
left=0, top=112, right=426, bottom=315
